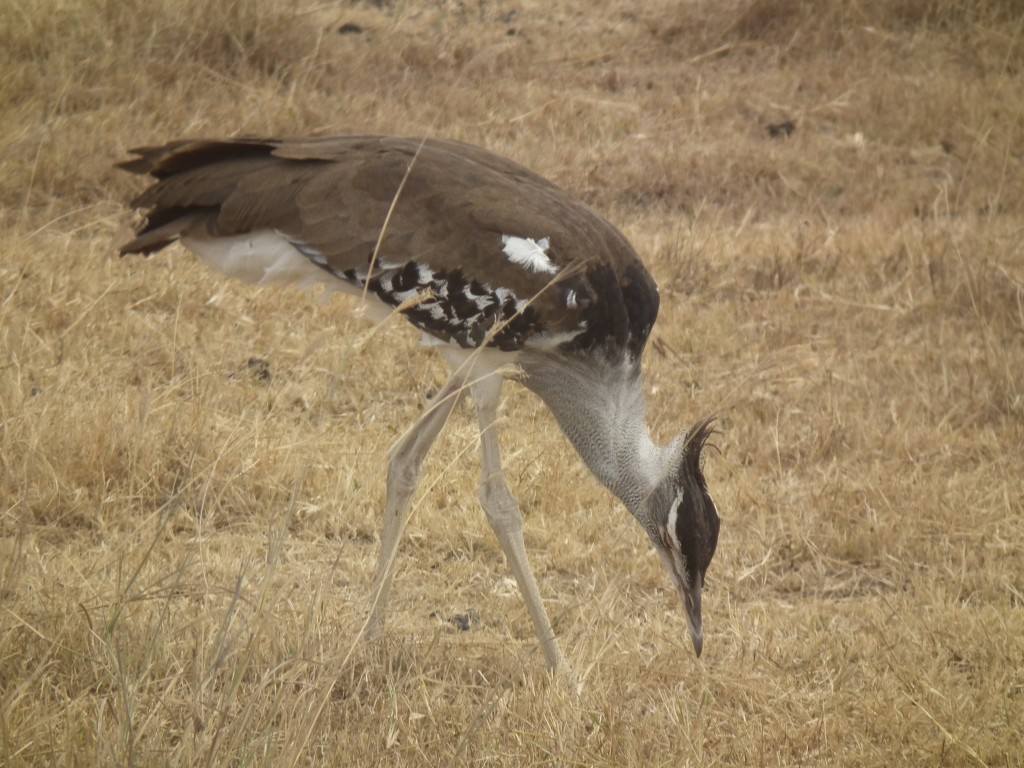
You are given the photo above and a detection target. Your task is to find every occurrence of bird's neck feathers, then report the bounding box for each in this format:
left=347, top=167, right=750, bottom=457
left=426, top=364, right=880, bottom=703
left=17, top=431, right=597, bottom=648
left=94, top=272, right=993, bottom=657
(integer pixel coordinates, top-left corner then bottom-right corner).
left=519, top=353, right=677, bottom=515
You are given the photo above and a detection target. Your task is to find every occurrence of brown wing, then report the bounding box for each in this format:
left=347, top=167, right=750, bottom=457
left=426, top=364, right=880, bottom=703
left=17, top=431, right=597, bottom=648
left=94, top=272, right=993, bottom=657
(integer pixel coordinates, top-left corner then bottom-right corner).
left=119, top=136, right=659, bottom=357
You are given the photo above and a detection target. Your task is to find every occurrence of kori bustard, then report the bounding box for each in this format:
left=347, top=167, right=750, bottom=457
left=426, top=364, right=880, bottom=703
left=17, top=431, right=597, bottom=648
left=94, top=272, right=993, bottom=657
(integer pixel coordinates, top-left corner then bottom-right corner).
left=118, top=136, right=720, bottom=673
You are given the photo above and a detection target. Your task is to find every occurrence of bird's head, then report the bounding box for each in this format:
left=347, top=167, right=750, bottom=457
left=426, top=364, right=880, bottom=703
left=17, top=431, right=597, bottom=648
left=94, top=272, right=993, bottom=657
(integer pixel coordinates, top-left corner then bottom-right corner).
left=646, top=417, right=719, bottom=657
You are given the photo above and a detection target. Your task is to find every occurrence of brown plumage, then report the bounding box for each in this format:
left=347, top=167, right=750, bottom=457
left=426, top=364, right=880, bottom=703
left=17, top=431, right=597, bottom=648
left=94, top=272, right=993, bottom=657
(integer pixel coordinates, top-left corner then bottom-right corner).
left=118, top=135, right=719, bottom=675
left=120, top=136, right=658, bottom=356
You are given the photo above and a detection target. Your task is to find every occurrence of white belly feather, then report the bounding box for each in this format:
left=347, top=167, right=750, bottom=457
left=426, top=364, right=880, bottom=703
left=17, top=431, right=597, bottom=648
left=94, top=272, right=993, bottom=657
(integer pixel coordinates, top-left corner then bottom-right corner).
left=180, top=230, right=394, bottom=323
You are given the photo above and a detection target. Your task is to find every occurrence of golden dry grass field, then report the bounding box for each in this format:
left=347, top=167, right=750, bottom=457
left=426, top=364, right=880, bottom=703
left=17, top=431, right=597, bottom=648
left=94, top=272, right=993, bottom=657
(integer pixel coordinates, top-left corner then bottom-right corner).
left=2, top=0, right=1023, bottom=765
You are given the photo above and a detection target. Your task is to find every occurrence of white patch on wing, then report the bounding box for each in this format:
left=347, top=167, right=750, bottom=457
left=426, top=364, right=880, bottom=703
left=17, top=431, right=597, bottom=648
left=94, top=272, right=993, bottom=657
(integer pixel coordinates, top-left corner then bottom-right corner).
left=565, top=289, right=578, bottom=309
left=501, top=234, right=558, bottom=274
left=392, top=288, right=420, bottom=303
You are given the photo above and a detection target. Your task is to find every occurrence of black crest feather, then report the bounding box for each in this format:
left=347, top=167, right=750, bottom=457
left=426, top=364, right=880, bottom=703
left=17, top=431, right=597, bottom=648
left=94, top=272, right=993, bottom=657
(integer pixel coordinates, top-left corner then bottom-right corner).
left=674, top=416, right=720, bottom=582
left=682, top=416, right=717, bottom=478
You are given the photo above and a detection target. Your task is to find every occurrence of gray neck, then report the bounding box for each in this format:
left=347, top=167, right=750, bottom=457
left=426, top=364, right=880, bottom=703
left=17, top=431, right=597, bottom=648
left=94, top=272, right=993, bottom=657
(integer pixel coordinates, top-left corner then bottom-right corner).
left=519, top=352, right=674, bottom=517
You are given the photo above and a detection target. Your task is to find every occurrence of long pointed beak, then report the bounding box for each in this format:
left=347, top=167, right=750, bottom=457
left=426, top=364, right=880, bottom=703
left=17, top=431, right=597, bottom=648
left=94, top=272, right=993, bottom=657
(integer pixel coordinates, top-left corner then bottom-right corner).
left=656, top=548, right=706, bottom=657
left=683, top=573, right=703, bottom=657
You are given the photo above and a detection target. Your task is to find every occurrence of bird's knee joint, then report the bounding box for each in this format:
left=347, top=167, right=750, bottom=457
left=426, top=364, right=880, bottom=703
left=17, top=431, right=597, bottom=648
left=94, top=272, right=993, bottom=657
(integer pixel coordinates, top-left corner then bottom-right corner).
left=387, top=462, right=420, bottom=496
left=479, top=481, right=522, bottom=526
left=478, top=478, right=513, bottom=507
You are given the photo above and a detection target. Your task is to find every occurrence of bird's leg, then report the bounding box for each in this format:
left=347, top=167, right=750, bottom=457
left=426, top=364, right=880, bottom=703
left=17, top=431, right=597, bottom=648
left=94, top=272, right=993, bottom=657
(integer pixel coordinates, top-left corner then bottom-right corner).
left=469, top=371, right=569, bottom=674
left=366, top=371, right=467, bottom=641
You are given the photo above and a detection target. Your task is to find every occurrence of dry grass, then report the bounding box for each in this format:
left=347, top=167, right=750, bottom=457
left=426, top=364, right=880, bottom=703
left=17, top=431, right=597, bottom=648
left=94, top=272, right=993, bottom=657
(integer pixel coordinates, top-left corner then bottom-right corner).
left=2, top=0, right=1023, bottom=764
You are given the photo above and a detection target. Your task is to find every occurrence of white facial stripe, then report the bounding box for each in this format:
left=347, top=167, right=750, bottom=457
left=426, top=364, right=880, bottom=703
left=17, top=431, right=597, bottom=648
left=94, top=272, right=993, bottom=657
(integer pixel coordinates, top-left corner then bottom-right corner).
left=666, top=494, right=683, bottom=552
left=501, top=234, right=558, bottom=274
left=566, top=289, right=578, bottom=309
